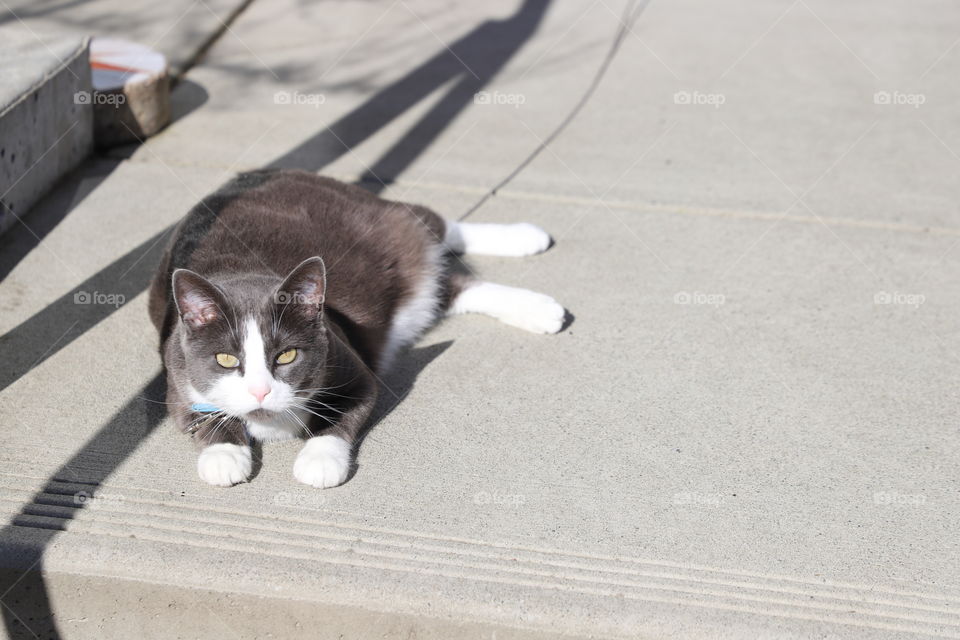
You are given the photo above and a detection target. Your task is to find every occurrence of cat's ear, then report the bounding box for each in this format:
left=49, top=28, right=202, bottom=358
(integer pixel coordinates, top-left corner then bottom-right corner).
left=172, top=269, right=226, bottom=330
left=276, top=257, right=326, bottom=319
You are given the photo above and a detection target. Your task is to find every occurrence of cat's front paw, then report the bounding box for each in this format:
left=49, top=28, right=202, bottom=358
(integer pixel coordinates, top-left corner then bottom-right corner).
left=197, top=443, right=252, bottom=487
left=293, top=435, right=351, bottom=489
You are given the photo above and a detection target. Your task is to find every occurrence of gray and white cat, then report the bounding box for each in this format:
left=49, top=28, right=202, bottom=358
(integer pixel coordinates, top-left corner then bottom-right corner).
left=149, top=169, right=564, bottom=488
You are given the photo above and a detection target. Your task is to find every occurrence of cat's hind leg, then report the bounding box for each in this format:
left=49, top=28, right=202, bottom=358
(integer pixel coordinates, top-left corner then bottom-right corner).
left=447, top=279, right=565, bottom=334
left=444, top=221, right=551, bottom=257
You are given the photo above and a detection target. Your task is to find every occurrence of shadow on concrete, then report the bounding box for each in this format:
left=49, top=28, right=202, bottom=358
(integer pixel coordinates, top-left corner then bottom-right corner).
left=0, top=228, right=171, bottom=393
left=0, top=79, right=209, bottom=281
left=0, top=159, right=122, bottom=282
left=268, top=0, right=550, bottom=193
left=100, top=78, right=210, bottom=160
left=0, top=373, right=166, bottom=639
left=168, top=78, right=211, bottom=122
left=342, top=341, right=453, bottom=483
left=364, top=341, right=453, bottom=440
left=0, top=2, right=550, bottom=636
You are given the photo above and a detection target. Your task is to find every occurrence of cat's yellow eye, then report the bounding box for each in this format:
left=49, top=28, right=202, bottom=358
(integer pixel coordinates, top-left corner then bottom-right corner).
left=215, top=353, right=239, bottom=368
left=276, top=348, right=298, bottom=365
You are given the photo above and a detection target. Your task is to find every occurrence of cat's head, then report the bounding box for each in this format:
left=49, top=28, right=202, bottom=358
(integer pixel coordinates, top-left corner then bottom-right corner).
left=170, top=257, right=328, bottom=419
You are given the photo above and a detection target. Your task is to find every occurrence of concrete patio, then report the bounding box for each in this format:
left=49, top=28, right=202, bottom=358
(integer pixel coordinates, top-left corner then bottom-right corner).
left=1, top=0, right=958, bottom=638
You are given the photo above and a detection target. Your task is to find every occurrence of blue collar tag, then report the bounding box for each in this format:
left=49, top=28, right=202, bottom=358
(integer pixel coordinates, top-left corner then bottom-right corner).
left=191, top=403, right=221, bottom=413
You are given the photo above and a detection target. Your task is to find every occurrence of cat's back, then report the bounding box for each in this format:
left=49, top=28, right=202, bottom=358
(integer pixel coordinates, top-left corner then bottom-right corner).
left=149, top=170, right=444, bottom=340
left=185, top=169, right=440, bottom=272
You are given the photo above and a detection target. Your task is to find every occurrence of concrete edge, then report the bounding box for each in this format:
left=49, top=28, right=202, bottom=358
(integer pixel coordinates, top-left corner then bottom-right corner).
left=0, top=568, right=601, bottom=640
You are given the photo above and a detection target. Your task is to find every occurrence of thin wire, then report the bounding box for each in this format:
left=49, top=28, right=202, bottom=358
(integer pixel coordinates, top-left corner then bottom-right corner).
left=458, top=0, right=651, bottom=221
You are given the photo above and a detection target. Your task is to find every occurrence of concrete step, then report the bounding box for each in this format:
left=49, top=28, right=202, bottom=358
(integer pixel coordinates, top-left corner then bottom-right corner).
left=0, top=29, right=92, bottom=236
left=3, top=470, right=959, bottom=639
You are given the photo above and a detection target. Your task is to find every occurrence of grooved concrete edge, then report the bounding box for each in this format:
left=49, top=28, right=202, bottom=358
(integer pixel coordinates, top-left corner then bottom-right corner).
left=0, top=568, right=596, bottom=640
left=3, top=474, right=959, bottom=638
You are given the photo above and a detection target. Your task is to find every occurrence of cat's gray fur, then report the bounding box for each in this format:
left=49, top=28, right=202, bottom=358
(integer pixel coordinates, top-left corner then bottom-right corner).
left=149, top=169, right=457, bottom=449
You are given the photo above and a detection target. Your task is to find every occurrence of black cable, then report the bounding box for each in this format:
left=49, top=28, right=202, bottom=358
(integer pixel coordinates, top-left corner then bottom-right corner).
left=458, top=0, right=652, bottom=220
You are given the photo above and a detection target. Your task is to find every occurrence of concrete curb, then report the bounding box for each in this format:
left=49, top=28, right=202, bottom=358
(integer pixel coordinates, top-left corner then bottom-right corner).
left=0, top=30, right=93, bottom=237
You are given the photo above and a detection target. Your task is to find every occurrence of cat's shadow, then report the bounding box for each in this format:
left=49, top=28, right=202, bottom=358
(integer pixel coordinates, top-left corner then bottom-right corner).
left=349, top=340, right=453, bottom=482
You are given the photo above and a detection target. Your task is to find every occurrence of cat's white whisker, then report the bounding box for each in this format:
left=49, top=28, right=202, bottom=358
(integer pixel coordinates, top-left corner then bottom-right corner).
left=288, top=402, right=339, bottom=422
left=283, top=409, right=312, bottom=439
left=293, top=386, right=360, bottom=399
left=139, top=397, right=194, bottom=406
left=292, top=398, right=346, bottom=415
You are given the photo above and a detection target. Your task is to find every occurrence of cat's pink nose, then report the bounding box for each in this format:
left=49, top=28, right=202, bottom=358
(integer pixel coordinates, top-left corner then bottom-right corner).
left=248, top=385, right=271, bottom=403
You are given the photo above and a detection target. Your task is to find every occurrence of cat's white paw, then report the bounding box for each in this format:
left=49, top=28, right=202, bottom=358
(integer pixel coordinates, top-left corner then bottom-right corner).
left=197, top=443, right=252, bottom=487
left=447, top=222, right=552, bottom=257
left=293, top=435, right=351, bottom=489
left=501, top=290, right=566, bottom=334
left=449, top=282, right=567, bottom=334
left=498, top=223, right=551, bottom=257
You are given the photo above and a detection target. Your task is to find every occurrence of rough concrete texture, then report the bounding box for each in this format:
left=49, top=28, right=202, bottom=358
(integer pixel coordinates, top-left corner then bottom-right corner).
left=0, top=29, right=93, bottom=236
left=0, top=0, right=252, bottom=77
left=1, top=0, right=959, bottom=638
